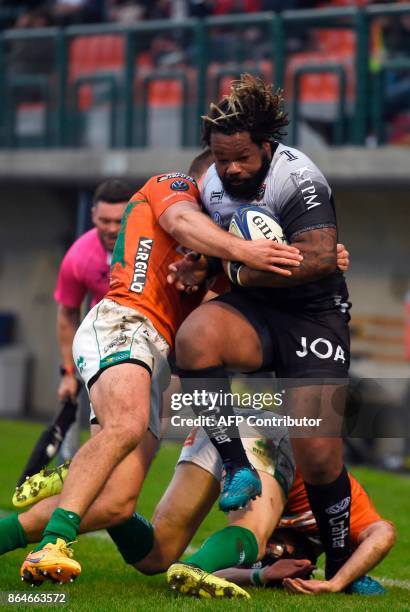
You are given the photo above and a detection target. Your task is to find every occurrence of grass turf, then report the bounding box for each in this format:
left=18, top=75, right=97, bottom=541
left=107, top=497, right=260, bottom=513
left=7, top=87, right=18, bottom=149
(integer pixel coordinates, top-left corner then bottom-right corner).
left=0, top=418, right=409, bottom=611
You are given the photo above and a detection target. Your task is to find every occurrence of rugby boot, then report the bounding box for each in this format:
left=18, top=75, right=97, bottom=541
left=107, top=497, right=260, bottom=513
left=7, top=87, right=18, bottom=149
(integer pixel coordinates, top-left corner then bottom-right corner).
left=167, top=562, right=250, bottom=599
left=219, top=463, right=262, bottom=512
left=20, top=538, right=81, bottom=585
left=13, top=462, right=70, bottom=509
left=346, top=575, right=386, bottom=595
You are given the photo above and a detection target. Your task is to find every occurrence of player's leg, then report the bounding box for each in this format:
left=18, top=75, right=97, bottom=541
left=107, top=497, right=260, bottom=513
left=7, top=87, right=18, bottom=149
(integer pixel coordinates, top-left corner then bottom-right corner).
left=3, top=427, right=158, bottom=561
left=53, top=363, right=150, bottom=517
left=288, top=383, right=351, bottom=580
left=13, top=418, right=150, bottom=542
left=186, top=471, right=285, bottom=571
left=20, top=300, right=162, bottom=584
left=135, top=462, right=219, bottom=574
left=176, top=297, right=265, bottom=511
left=19, top=369, right=150, bottom=584
left=267, top=297, right=351, bottom=581
left=167, top=419, right=294, bottom=599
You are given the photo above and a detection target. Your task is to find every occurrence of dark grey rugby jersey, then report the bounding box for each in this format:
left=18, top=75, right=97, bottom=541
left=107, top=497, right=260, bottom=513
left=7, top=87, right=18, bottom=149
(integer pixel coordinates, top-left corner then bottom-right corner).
left=200, top=143, right=349, bottom=310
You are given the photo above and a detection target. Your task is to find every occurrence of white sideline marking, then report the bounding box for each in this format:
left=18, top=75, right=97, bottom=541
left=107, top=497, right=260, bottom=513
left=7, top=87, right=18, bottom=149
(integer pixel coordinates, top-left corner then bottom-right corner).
left=379, top=577, right=410, bottom=590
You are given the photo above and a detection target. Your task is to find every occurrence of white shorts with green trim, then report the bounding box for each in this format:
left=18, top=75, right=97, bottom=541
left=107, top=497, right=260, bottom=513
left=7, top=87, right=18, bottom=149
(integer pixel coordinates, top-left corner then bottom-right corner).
left=73, top=298, right=170, bottom=439
left=177, top=409, right=296, bottom=496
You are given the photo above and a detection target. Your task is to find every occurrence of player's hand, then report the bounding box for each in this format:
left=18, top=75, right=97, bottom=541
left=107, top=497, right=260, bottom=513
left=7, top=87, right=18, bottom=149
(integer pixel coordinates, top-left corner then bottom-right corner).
left=238, top=239, right=303, bottom=276
left=262, top=559, right=316, bottom=584
left=58, top=375, right=79, bottom=402
left=283, top=577, right=338, bottom=595
left=336, top=243, right=349, bottom=273
left=167, top=252, right=209, bottom=293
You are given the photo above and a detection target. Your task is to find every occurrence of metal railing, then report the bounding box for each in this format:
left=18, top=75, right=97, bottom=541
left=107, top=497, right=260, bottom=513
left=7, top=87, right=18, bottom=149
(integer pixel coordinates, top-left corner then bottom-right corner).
left=0, top=3, right=409, bottom=149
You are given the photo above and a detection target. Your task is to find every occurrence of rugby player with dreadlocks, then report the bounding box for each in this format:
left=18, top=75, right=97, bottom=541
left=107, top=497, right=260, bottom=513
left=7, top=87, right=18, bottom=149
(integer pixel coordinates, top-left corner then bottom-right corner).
left=170, top=74, right=353, bottom=587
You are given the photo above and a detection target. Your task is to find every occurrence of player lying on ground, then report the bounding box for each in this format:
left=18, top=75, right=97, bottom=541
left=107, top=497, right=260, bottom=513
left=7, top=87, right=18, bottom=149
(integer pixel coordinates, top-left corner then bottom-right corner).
left=163, top=415, right=394, bottom=598
left=13, top=170, right=301, bottom=586
left=1, top=410, right=394, bottom=598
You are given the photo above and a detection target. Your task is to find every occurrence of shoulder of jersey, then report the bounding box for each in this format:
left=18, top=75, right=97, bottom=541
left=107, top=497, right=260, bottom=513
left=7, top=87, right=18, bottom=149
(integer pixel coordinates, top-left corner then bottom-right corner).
left=200, top=164, right=218, bottom=193
left=63, top=228, right=102, bottom=265
left=274, top=144, right=324, bottom=176
left=72, top=227, right=100, bottom=250
left=153, top=172, right=198, bottom=188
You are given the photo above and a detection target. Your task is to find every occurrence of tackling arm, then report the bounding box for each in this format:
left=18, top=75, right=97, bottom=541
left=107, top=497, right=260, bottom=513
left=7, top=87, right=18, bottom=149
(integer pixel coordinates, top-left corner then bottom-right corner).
left=230, top=227, right=337, bottom=288
left=160, top=201, right=302, bottom=275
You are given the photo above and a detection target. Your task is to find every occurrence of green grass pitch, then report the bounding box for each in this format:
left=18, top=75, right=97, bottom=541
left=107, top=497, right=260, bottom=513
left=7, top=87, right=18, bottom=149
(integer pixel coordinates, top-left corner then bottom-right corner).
left=0, top=419, right=409, bottom=611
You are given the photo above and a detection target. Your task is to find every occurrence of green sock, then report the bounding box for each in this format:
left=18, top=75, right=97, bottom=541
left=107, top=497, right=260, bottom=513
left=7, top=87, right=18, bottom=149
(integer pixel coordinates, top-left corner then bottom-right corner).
left=186, top=526, right=258, bottom=573
left=0, top=514, right=28, bottom=555
left=107, top=512, right=154, bottom=565
left=34, top=508, right=81, bottom=552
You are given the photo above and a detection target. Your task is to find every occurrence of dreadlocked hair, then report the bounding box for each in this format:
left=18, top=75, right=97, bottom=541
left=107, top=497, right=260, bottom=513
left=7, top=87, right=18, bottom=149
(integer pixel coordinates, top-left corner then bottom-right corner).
left=202, top=73, right=289, bottom=146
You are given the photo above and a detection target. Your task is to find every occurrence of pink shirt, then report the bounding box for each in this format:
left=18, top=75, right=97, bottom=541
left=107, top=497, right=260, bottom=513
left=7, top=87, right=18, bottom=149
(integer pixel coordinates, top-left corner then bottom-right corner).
left=54, top=228, right=111, bottom=309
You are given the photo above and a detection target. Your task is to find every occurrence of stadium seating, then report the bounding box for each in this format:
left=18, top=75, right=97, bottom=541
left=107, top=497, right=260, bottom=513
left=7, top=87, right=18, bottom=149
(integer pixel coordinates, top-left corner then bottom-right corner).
left=69, top=35, right=124, bottom=110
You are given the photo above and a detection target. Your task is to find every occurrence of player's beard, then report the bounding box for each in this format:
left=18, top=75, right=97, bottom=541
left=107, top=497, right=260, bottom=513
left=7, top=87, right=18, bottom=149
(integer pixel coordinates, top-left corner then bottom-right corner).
left=221, top=152, right=270, bottom=201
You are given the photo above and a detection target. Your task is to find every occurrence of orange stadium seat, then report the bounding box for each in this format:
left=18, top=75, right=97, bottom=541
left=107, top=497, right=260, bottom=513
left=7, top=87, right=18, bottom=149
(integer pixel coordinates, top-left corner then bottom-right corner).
left=69, top=35, right=124, bottom=110
left=146, top=79, right=183, bottom=107
left=286, top=35, right=355, bottom=106
left=134, top=65, right=197, bottom=108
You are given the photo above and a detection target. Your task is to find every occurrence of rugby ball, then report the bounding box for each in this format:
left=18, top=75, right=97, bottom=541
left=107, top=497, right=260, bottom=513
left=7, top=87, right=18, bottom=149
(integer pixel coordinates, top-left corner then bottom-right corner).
left=229, top=206, right=287, bottom=244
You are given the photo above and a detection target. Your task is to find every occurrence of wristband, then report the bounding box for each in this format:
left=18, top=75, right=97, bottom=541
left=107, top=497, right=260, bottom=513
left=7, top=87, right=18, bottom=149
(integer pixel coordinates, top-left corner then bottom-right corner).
left=226, top=260, right=244, bottom=286
left=250, top=569, right=265, bottom=587
left=60, top=365, right=76, bottom=376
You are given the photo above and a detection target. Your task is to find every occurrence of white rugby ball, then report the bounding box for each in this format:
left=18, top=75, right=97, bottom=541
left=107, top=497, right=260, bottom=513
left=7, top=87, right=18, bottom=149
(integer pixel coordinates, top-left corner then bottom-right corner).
left=229, top=206, right=287, bottom=244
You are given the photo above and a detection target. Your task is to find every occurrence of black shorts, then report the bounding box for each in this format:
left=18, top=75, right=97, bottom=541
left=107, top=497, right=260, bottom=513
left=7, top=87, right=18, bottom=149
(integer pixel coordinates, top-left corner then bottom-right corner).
left=213, top=290, right=350, bottom=379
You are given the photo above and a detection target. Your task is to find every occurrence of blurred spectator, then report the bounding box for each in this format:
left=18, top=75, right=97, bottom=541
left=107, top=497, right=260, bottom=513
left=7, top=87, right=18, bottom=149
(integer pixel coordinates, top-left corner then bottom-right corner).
left=52, top=0, right=105, bottom=25
left=7, top=6, right=55, bottom=102
left=150, top=34, right=186, bottom=67
left=212, top=0, right=262, bottom=14
left=187, top=0, right=213, bottom=17
left=262, top=0, right=310, bottom=8
left=371, top=13, right=410, bottom=142
left=108, top=1, right=147, bottom=23
left=144, top=0, right=171, bottom=19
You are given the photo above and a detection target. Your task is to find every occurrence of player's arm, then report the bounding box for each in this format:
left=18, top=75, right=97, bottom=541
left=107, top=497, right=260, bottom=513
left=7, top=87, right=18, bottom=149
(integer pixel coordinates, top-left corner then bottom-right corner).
left=57, top=304, right=80, bottom=401
left=233, top=226, right=337, bottom=288
left=284, top=520, right=395, bottom=594
left=54, top=251, right=86, bottom=401
left=160, top=200, right=302, bottom=275
left=227, top=170, right=344, bottom=287
left=215, top=558, right=315, bottom=587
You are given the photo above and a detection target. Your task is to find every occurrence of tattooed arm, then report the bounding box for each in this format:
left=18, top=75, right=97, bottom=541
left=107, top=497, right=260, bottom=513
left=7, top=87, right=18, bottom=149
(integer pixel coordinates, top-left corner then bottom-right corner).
left=230, top=227, right=337, bottom=288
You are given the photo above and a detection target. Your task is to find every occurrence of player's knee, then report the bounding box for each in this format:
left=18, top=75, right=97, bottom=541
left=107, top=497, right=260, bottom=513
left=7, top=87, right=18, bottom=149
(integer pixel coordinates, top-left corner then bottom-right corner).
left=255, top=532, right=269, bottom=560
left=101, top=497, right=136, bottom=527
left=299, top=441, right=341, bottom=482
left=176, top=321, right=221, bottom=368
left=134, top=546, right=175, bottom=575
left=106, top=421, right=145, bottom=453
left=382, top=521, right=396, bottom=550
left=229, top=521, right=269, bottom=560
left=135, top=557, right=168, bottom=575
